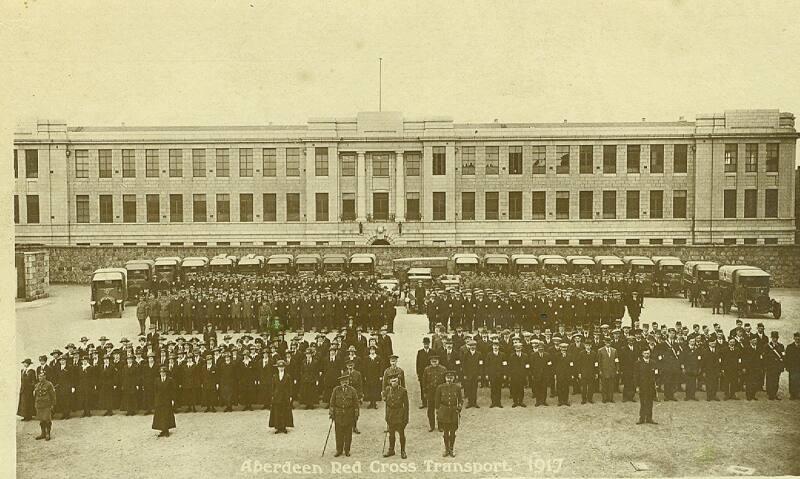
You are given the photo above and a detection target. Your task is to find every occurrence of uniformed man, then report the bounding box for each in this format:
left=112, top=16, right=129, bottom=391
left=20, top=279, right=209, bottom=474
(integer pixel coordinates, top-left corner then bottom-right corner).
left=415, top=338, right=432, bottom=408
left=381, top=354, right=405, bottom=390
left=435, top=370, right=463, bottom=458
left=329, top=373, right=360, bottom=457
left=383, top=373, right=409, bottom=459
left=423, top=355, right=447, bottom=431
left=635, top=349, right=658, bottom=425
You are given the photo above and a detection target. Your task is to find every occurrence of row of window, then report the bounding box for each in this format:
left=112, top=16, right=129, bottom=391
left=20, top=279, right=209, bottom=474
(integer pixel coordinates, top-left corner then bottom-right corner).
left=723, top=189, right=780, bottom=218
left=724, top=143, right=780, bottom=173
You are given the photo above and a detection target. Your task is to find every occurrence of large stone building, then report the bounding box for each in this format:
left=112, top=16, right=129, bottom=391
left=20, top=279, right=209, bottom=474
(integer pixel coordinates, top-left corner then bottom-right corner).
left=13, top=110, right=797, bottom=246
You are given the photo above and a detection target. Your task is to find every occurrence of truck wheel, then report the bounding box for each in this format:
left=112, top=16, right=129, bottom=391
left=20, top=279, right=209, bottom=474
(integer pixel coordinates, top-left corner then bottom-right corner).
left=772, top=303, right=782, bottom=319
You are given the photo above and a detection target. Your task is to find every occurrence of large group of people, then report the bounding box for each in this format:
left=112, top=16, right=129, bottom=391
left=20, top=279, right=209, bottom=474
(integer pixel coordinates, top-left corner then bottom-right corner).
left=134, top=273, right=398, bottom=336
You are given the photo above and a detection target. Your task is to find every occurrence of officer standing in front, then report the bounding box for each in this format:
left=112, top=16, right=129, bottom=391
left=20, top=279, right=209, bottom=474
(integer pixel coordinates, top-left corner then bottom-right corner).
left=329, top=373, right=360, bottom=457
left=423, top=355, right=446, bottom=431
left=383, top=373, right=409, bottom=459
left=435, top=369, right=463, bottom=458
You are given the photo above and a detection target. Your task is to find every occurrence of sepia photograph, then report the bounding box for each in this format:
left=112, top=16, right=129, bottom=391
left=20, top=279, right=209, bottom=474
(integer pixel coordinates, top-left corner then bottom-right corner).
left=4, top=1, right=800, bottom=478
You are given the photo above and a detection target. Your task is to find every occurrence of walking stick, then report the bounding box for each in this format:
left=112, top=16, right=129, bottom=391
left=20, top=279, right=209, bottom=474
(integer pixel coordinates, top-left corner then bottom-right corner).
left=382, top=427, right=388, bottom=455
left=321, top=418, right=333, bottom=457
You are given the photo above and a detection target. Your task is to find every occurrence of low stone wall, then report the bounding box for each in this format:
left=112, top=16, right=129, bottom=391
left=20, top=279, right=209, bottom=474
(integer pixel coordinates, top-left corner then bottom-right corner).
left=17, top=251, right=50, bottom=301
left=15, top=245, right=800, bottom=287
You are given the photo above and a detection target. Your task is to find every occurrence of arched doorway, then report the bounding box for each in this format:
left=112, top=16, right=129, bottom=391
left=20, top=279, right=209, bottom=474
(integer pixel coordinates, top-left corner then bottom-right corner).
left=370, top=238, right=391, bottom=246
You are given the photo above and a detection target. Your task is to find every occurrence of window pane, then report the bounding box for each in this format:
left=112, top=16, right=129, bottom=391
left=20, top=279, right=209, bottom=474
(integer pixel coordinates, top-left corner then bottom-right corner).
left=579, top=145, right=593, bottom=174
left=579, top=191, right=593, bottom=219
left=215, top=149, right=229, bottom=177
left=192, top=194, right=207, bottom=222
left=650, top=144, right=664, bottom=174
left=602, top=191, right=616, bottom=219
left=723, top=189, right=736, bottom=218
left=626, top=190, right=639, bottom=219
left=603, top=145, right=616, bottom=174
left=556, top=191, right=569, bottom=219
left=461, top=146, right=475, bottom=175
left=315, top=147, right=328, bottom=176
left=240, top=193, right=253, bottom=222
left=26, top=195, right=39, bottom=223
left=192, top=149, right=206, bottom=177
left=744, top=189, right=757, bottom=218
left=168, top=149, right=183, bottom=177
left=485, top=192, right=498, bottom=220
left=556, top=145, right=570, bottom=174
left=508, top=191, right=522, bottom=219
left=99, top=150, right=113, bottom=178
left=432, top=147, right=446, bottom=175
left=146, top=194, right=160, bottom=222
left=146, top=150, right=159, bottom=177
left=239, top=148, right=253, bottom=177
left=724, top=144, right=738, bottom=173
left=25, top=150, right=38, bottom=178
left=672, top=190, right=687, bottom=219
left=286, top=148, right=300, bottom=176
left=216, top=194, right=230, bottom=222
left=262, top=148, right=277, bottom=177
left=531, top=146, right=546, bottom=174
left=123, top=195, right=137, bottom=223
left=262, top=193, right=276, bottom=222
left=531, top=191, right=546, bottom=219
left=405, top=192, right=420, bottom=220
left=485, top=146, right=499, bottom=175
left=75, top=150, right=89, bottom=178
left=765, top=144, right=779, bottom=172
left=76, top=195, right=90, bottom=223
left=169, top=194, right=183, bottom=222
left=673, top=144, right=688, bottom=174
left=649, top=190, right=663, bottom=218
left=509, top=146, right=523, bottom=175
left=765, top=189, right=778, bottom=217
left=315, top=192, right=328, bottom=221
left=405, top=152, right=421, bottom=176
left=626, top=145, right=640, bottom=173
left=99, top=195, right=114, bottom=223
left=461, top=192, right=475, bottom=220
left=122, top=149, right=136, bottom=178
left=286, top=193, right=300, bottom=221
left=340, top=153, right=356, bottom=177
left=372, top=192, right=388, bottom=220
left=433, top=192, right=446, bottom=220
left=373, top=154, right=390, bottom=177
left=341, top=193, right=356, bottom=221
left=745, top=144, right=758, bottom=173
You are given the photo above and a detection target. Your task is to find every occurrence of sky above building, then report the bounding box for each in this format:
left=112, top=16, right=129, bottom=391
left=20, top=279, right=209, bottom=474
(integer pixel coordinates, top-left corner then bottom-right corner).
left=3, top=0, right=799, bottom=130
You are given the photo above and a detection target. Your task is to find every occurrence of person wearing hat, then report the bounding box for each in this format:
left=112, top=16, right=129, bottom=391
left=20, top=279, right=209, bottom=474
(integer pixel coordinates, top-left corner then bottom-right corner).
left=435, top=369, right=462, bottom=457
left=269, top=359, right=293, bottom=433
left=33, top=369, right=56, bottom=441
left=763, top=331, right=785, bottom=400
left=636, top=349, right=658, bottom=425
left=343, top=361, right=363, bottom=433
left=122, top=355, right=140, bottom=415
left=363, top=346, right=383, bottom=409
left=382, top=354, right=406, bottom=391
left=329, top=372, right=360, bottom=457
left=18, top=358, right=36, bottom=421
left=98, top=356, right=116, bottom=416
left=75, top=356, right=95, bottom=417
left=423, top=355, right=447, bottom=431
left=152, top=366, right=177, bottom=437
left=298, top=348, right=321, bottom=409
left=383, top=373, right=409, bottom=459
left=200, top=355, right=218, bottom=413
left=415, top=338, right=433, bottom=409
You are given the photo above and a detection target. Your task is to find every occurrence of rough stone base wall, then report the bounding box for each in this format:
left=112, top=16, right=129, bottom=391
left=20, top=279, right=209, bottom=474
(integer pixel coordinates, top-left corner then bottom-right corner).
left=21, top=251, right=49, bottom=300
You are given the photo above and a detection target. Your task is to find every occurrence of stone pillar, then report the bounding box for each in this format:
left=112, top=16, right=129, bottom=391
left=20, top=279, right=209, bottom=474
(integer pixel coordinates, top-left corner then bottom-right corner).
left=395, top=151, right=405, bottom=222
left=356, top=151, right=367, bottom=222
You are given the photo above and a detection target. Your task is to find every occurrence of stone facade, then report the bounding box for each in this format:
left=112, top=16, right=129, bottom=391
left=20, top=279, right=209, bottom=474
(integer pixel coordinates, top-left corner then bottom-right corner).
left=20, top=245, right=799, bottom=288
left=18, top=251, right=49, bottom=301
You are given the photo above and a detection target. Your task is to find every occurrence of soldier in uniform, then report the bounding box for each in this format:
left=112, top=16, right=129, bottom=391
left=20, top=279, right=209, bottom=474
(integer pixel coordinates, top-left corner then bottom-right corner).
left=382, top=354, right=405, bottom=390
left=424, top=355, right=447, bottom=431
left=329, top=373, right=360, bottom=457
left=435, top=370, right=463, bottom=458
left=764, top=332, right=785, bottom=400
left=383, top=373, right=409, bottom=459
left=416, top=338, right=432, bottom=408
left=461, top=340, right=482, bottom=408
left=34, top=370, right=56, bottom=441
left=635, top=349, right=658, bottom=424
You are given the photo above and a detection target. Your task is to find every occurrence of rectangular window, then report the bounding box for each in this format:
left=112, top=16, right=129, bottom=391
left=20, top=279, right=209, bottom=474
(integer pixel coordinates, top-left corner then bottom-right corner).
left=531, top=146, right=546, bottom=174
left=216, top=194, right=230, bottom=222
left=373, top=154, right=390, bottom=177
left=745, top=144, right=758, bottom=173
left=122, top=149, right=136, bottom=178
left=724, top=144, right=738, bottom=173
left=123, top=195, right=136, bottom=223
left=765, top=189, right=778, bottom=218
left=406, top=192, right=420, bottom=220
left=603, top=145, right=617, bottom=174
left=744, top=189, right=757, bottom=218
left=461, top=146, right=475, bottom=175
left=25, top=150, right=38, bottom=178
left=485, top=146, right=499, bottom=175
left=579, top=145, right=593, bottom=174
left=673, top=144, right=688, bottom=173
left=461, top=192, right=475, bottom=220
left=262, top=193, right=276, bottom=222
left=315, top=147, right=328, bottom=176
left=432, top=192, right=446, bottom=221
left=531, top=191, right=546, bottom=220
left=215, top=149, right=229, bottom=177
left=485, top=192, right=499, bottom=220
left=626, top=145, right=640, bottom=173
left=508, top=191, right=523, bottom=219
left=169, top=194, right=183, bottom=222
left=432, top=147, right=446, bottom=175
left=145, top=149, right=159, bottom=178
left=76, top=195, right=90, bottom=223
left=602, top=191, right=616, bottom=219
left=405, top=152, right=421, bottom=176
left=626, top=239, right=640, bottom=245
left=167, top=149, right=182, bottom=177
left=579, top=191, right=593, bottom=219
left=240, top=193, right=253, bottom=222
left=373, top=192, right=389, bottom=220
left=192, top=194, right=207, bottom=222
left=340, top=153, right=356, bottom=177
left=239, top=148, right=253, bottom=177
left=98, top=149, right=113, bottom=178
left=75, top=150, right=89, bottom=178
left=26, top=195, right=39, bottom=223
left=508, top=146, right=523, bottom=175
left=673, top=238, right=687, bottom=245
left=262, top=148, right=276, bottom=177
left=649, top=239, right=663, bottom=245
left=579, top=239, right=593, bottom=246
left=765, top=144, right=779, bottom=172
left=146, top=194, right=160, bottom=222
left=649, top=190, right=663, bottom=218
left=315, top=193, right=328, bottom=221
left=14, top=195, right=19, bottom=223
left=286, top=193, right=300, bottom=221
left=743, top=238, right=757, bottom=245
left=99, top=195, right=113, bottom=223
left=723, top=238, right=737, bottom=245
left=341, top=193, right=355, bottom=221
left=186, top=150, right=204, bottom=179
left=602, top=239, right=617, bottom=245
left=286, top=148, right=300, bottom=176
left=556, top=145, right=570, bottom=174
left=556, top=191, right=569, bottom=219
left=673, top=190, right=687, bottom=219
left=723, top=189, right=737, bottom=218
left=764, top=238, right=778, bottom=245
left=650, top=144, right=664, bottom=174
left=626, top=190, right=640, bottom=219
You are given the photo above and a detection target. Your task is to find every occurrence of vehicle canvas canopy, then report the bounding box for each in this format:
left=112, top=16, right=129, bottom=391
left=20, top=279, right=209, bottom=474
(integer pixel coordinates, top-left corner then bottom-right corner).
left=92, top=268, right=127, bottom=298
left=657, top=259, right=684, bottom=273
left=511, top=255, right=539, bottom=273
left=594, top=255, right=621, bottom=262
left=482, top=254, right=510, bottom=273
left=154, top=257, right=181, bottom=273
left=237, top=255, right=264, bottom=274
left=538, top=255, right=565, bottom=262
left=564, top=255, right=591, bottom=262
left=322, top=254, right=348, bottom=272
left=452, top=254, right=480, bottom=273
left=568, top=258, right=594, bottom=270
left=718, top=265, right=760, bottom=284
left=694, top=263, right=720, bottom=281
left=542, top=258, right=568, bottom=268
left=393, top=257, right=449, bottom=277
left=209, top=256, right=235, bottom=273
left=295, top=254, right=322, bottom=273
left=651, top=256, right=681, bottom=264
left=407, top=267, right=433, bottom=282
left=182, top=257, right=209, bottom=268
left=266, top=254, right=293, bottom=273
left=125, top=260, right=153, bottom=280
left=597, top=258, right=625, bottom=271
left=349, top=254, right=376, bottom=274
left=622, top=256, right=649, bottom=263
left=735, top=269, right=771, bottom=288
left=629, top=259, right=655, bottom=273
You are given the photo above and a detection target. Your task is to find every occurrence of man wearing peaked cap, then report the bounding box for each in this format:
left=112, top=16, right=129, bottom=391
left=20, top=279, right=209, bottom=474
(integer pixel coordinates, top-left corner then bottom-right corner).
left=435, top=370, right=463, bottom=457
left=423, top=355, right=447, bottom=431
left=329, top=372, right=359, bottom=457
left=383, top=373, right=409, bottom=459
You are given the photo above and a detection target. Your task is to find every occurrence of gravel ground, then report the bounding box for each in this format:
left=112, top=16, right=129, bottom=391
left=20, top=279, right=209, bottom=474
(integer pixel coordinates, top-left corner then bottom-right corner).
left=15, top=285, right=800, bottom=478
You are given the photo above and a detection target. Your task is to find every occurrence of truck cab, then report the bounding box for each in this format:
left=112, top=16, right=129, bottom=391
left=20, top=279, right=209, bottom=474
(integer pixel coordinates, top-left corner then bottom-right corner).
left=153, top=257, right=181, bottom=289
left=719, top=265, right=781, bottom=318
left=124, top=259, right=154, bottom=302
left=90, top=268, right=128, bottom=319
left=653, top=257, right=684, bottom=297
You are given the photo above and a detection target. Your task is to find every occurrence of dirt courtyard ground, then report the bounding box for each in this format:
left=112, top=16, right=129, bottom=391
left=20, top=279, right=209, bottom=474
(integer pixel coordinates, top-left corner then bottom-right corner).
left=15, top=286, right=800, bottom=478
